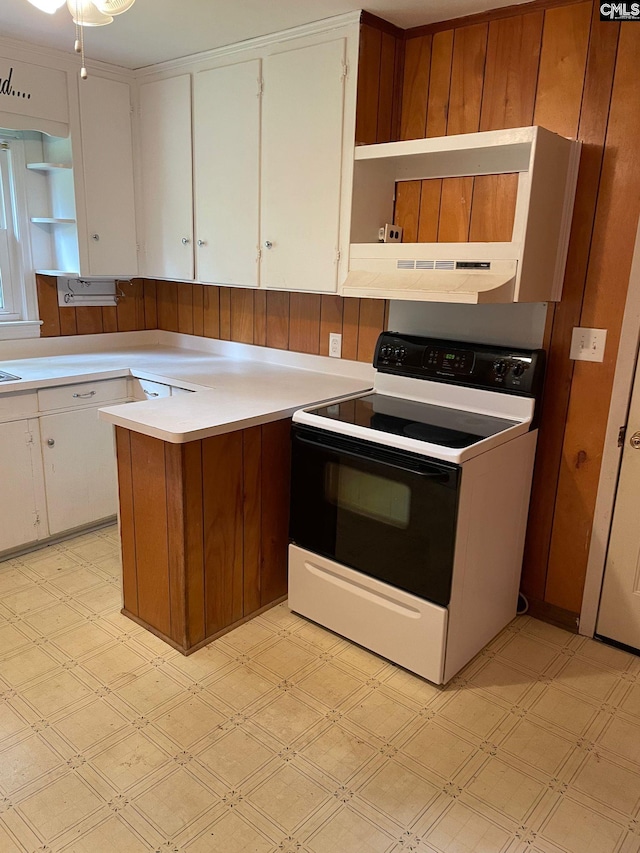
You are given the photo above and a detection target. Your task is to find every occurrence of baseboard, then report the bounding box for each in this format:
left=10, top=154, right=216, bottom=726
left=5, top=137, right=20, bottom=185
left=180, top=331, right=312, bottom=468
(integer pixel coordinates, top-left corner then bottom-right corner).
left=526, top=597, right=580, bottom=634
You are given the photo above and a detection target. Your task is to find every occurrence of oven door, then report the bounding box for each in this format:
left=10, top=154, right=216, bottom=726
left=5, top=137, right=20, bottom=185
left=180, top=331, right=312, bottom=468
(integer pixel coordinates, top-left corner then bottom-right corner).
left=290, top=424, right=460, bottom=607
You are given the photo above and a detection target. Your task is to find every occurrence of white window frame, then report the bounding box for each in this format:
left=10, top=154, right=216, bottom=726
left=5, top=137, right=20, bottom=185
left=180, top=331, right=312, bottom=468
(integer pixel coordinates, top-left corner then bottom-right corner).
left=0, top=133, right=40, bottom=339
left=0, top=140, right=23, bottom=320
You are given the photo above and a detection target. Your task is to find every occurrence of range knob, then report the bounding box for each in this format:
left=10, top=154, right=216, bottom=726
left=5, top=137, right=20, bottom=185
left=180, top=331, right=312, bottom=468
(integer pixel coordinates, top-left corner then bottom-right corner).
left=394, top=347, right=407, bottom=361
left=493, top=359, right=508, bottom=377
left=512, top=361, right=526, bottom=378
left=380, top=345, right=392, bottom=359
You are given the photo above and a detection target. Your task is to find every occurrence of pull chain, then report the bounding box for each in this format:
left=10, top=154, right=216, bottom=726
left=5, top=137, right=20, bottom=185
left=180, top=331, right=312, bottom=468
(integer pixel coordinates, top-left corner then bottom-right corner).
left=73, top=1, right=88, bottom=80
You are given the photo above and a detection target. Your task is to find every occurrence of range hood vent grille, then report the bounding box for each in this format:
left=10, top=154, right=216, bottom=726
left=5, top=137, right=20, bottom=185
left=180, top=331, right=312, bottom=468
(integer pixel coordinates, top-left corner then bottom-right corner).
left=395, top=259, right=483, bottom=271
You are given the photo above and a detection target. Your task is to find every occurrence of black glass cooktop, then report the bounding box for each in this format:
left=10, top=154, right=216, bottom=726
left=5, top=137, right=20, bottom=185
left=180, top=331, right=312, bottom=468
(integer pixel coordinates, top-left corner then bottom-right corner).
left=311, top=393, right=518, bottom=449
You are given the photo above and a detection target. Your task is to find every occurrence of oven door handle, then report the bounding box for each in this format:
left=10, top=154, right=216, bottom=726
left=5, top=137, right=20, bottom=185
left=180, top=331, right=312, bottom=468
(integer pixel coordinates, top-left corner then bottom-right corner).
left=293, top=431, right=457, bottom=482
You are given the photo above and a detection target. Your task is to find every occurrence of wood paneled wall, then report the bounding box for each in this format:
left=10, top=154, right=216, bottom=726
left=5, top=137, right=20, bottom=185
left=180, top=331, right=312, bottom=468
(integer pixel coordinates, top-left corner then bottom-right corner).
left=153, top=282, right=389, bottom=364
left=36, top=275, right=388, bottom=366
left=36, top=274, right=154, bottom=336
left=398, top=0, right=640, bottom=626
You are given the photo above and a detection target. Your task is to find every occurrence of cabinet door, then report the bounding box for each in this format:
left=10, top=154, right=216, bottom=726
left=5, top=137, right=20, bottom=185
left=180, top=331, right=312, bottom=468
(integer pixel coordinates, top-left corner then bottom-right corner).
left=261, top=39, right=346, bottom=293
left=78, top=76, right=138, bottom=276
left=40, top=407, right=118, bottom=535
left=139, top=75, right=194, bottom=280
left=0, top=420, right=41, bottom=552
left=194, top=60, right=261, bottom=287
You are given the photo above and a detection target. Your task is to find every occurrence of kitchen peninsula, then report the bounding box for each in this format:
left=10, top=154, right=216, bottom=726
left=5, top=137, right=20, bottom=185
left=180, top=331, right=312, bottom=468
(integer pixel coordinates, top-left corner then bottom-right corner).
left=0, top=334, right=371, bottom=653
left=96, top=340, right=372, bottom=654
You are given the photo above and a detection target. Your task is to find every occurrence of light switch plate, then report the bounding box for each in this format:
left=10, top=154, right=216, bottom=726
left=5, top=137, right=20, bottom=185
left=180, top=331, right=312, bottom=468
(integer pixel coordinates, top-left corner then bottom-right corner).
left=570, top=327, right=607, bottom=362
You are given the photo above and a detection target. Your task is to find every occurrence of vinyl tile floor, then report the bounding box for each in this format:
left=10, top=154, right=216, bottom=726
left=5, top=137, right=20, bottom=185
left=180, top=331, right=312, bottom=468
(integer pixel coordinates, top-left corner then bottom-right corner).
left=0, top=526, right=639, bottom=853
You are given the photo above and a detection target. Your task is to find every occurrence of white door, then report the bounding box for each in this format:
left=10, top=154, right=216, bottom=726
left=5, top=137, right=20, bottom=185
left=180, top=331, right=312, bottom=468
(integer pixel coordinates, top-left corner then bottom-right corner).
left=78, top=75, right=138, bottom=276
left=261, top=39, right=346, bottom=293
left=139, top=74, right=194, bottom=280
left=40, top=407, right=118, bottom=535
left=194, top=60, right=261, bottom=287
left=598, top=355, right=640, bottom=649
left=0, top=419, right=41, bottom=552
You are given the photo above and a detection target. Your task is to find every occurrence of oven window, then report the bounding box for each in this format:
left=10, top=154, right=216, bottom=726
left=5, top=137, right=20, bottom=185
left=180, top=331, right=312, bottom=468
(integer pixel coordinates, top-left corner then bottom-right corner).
left=324, top=462, right=411, bottom=529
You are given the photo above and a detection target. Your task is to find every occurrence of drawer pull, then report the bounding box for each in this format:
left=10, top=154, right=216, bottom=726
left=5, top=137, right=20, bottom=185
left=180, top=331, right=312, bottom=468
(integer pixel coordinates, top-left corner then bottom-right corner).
left=47, top=438, right=55, bottom=447
left=72, top=391, right=96, bottom=399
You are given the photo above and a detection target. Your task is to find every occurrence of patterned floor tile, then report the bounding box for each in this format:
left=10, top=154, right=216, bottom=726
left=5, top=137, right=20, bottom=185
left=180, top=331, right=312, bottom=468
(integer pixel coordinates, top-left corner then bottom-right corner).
left=0, top=526, right=639, bottom=853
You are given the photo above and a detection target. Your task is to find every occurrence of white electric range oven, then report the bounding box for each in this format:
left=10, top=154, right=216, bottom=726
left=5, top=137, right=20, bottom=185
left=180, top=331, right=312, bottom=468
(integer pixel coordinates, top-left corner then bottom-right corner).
left=288, top=332, right=545, bottom=684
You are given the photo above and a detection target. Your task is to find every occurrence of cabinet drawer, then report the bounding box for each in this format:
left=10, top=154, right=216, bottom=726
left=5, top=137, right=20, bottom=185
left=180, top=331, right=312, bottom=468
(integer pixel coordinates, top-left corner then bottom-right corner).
left=38, top=378, right=128, bottom=412
left=130, top=378, right=172, bottom=401
left=0, top=391, right=38, bottom=423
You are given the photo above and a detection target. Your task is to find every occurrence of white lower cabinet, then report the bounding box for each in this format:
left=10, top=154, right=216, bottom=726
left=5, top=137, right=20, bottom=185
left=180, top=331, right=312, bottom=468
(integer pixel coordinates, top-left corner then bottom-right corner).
left=0, top=375, right=192, bottom=554
left=0, top=418, right=46, bottom=552
left=39, top=406, right=119, bottom=536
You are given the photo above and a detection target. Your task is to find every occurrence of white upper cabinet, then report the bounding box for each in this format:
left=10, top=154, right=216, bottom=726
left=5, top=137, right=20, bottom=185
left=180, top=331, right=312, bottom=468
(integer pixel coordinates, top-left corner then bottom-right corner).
left=193, top=60, right=261, bottom=287
left=260, top=39, right=346, bottom=293
left=78, top=75, right=138, bottom=276
left=139, top=74, right=194, bottom=280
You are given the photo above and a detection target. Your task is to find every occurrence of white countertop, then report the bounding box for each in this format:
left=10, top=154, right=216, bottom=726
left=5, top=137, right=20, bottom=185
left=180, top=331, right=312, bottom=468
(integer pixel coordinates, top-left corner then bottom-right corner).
left=0, top=337, right=373, bottom=443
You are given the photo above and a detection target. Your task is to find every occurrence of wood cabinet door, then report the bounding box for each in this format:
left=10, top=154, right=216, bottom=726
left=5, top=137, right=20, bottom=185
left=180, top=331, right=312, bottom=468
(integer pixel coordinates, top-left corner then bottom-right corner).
left=138, top=74, right=194, bottom=280
left=194, top=60, right=261, bottom=287
left=0, top=419, right=40, bottom=552
left=78, top=75, right=138, bottom=276
left=40, top=407, right=118, bottom=535
left=260, top=39, right=346, bottom=293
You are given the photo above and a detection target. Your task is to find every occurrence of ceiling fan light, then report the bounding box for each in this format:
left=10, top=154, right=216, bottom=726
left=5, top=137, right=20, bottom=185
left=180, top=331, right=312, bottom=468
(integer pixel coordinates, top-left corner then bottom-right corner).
left=66, top=0, right=113, bottom=26
left=26, top=0, right=66, bottom=12
left=92, top=0, right=135, bottom=14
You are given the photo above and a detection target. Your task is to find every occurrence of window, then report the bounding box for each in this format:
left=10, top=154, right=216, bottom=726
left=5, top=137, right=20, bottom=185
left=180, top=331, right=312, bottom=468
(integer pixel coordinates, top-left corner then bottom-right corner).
left=0, top=140, right=22, bottom=321
left=0, top=132, right=40, bottom=338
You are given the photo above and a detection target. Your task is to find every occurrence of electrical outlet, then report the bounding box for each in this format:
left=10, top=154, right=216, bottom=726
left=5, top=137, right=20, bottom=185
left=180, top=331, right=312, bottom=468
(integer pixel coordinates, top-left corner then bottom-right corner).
left=378, top=223, right=403, bottom=243
left=570, top=327, right=607, bottom=362
left=329, top=332, right=342, bottom=358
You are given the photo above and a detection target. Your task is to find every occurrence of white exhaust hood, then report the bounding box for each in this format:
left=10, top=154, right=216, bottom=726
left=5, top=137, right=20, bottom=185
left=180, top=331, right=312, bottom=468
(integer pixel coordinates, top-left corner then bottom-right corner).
left=341, top=127, right=581, bottom=305
left=342, top=247, right=517, bottom=303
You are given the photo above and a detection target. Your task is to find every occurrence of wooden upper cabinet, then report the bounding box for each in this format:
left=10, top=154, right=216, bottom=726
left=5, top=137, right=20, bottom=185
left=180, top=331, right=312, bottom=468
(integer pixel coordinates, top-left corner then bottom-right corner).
left=138, top=74, right=194, bottom=281
left=193, top=60, right=261, bottom=288
left=260, top=39, right=347, bottom=293
left=77, top=76, right=138, bottom=276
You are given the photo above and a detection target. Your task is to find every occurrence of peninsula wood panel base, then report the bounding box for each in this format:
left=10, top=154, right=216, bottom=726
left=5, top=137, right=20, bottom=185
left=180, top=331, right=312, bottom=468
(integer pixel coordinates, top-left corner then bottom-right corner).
left=115, top=420, right=291, bottom=654
left=121, top=596, right=287, bottom=656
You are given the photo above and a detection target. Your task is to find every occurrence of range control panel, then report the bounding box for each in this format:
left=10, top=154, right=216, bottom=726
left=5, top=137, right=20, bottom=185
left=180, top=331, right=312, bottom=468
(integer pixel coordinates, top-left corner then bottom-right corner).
left=374, top=332, right=545, bottom=398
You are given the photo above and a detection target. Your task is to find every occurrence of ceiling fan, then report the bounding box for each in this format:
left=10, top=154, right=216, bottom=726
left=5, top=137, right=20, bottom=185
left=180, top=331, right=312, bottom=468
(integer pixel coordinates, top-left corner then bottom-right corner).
left=25, top=0, right=136, bottom=77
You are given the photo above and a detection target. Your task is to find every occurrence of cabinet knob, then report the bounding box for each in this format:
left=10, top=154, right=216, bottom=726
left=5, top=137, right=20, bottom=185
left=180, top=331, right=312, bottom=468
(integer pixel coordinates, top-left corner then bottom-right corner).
left=181, top=237, right=191, bottom=245
left=91, top=233, right=99, bottom=241
left=264, top=240, right=273, bottom=250
left=47, top=438, right=55, bottom=447
left=197, top=239, right=207, bottom=247
left=630, top=431, right=640, bottom=449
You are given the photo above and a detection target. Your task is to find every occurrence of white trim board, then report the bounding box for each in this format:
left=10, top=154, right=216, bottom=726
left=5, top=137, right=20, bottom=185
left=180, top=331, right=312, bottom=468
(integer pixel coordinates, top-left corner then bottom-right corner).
left=580, top=214, right=640, bottom=637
